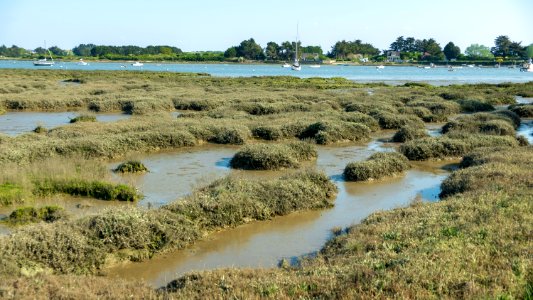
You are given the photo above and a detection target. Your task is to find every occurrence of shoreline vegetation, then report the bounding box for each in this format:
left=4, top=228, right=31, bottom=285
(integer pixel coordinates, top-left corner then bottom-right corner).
left=0, top=69, right=532, bottom=298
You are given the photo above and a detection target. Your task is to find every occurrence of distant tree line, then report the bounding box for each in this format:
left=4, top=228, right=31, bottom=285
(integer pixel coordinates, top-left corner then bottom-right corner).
left=0, top=35, right=531, bottom=63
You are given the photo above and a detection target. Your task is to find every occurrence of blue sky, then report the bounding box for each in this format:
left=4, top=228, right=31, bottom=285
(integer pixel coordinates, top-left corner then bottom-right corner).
left=1, top=0, right=531, bottom=52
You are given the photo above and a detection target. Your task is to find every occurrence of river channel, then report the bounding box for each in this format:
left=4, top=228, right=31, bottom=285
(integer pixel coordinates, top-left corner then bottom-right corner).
left=105, top=133, right=454, bottom=286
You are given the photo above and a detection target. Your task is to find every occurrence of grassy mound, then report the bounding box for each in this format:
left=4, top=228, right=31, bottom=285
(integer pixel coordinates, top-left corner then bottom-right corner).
left=34, top=179, right=140, bottom=202
left=442, top=111, right=519, bottom=136
left=0, top=171, right=336, bottom=275
left=343, top=152, right=410, bottom=181
left=33, top=125, right=48, bottom=134
left=400, top=134, right=519, bottom=160
left=392, top=125, right=429, bottom=142
left=298, top=121, right=370, bottom=144
left=6, top=206, right=66, bottom=225
left=251, top=125, right=283, bottom=141
left=369, top=111, right=424, bottom=129
left=70, top=114, right=97, bottom=123
left=113, top=160, right=148, bottom=173
left=456, top=99, right=495, bottom=112
left=230, top=142, right=316, bottom=170
left=509, top=103, right=533, bottom=117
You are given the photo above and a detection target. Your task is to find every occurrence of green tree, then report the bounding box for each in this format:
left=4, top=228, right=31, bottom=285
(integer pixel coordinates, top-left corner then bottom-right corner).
left=464, top=44, right=494, bottom=59
left=224, top=47, right=237, bottom=58
left=526, top=43, right=533, bottom=59
left=491, top=35, right=512, bottom=57
left=417, top=38, right=443, bottom=61
left=443, top=42, right=461, bottom=60
left=265, top=42, right=280, bottom=60
left=236, top=38, right=264, bottom=60
left=34, top=47, right=47, bottom=55
left=73, top=44, right=95, bottom=56
left=390, top=36, right=405, bottom=51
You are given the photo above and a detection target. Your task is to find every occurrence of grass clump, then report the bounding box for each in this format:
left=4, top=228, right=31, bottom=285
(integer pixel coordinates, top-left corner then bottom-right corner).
left=33, top=125, right=48, bottom=134
left=343, top=152, right=410, bottom=181
left=6, top=206, right=66, bottom=225
left=34, top=179, right=140, bottom=202
left=369, top=110, right=424, bottom=129
left=440, top=147, right=532, bottom=198
left=399, top=134, right=519, bottom=160
left=0, top=170, right=336, bottom=275
left=441, top=111, right=519, bottom=137
left=70, top=114, right=97, bottom=123
left=251, top=125, right=283, bottom=141
left=392, top=125, right=429, bottom=142
left=165, top=170, right=337, bottom=229
left=113, top=160, right=148, bottom=173
left=0, top=183, right=27, bottom=206
left=173, top=99, right=219, bottom=111
left=230, top=141, right=316, bottom=170
left=509, top=103, right=533, bottom=118
left=456, top=99, right=495, bottom=112
left=298, top=121, right=370, bottom=144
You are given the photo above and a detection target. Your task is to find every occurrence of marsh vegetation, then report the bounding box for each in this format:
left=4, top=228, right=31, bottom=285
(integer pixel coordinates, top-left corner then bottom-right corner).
left=0, top=69, right=531, bottom=299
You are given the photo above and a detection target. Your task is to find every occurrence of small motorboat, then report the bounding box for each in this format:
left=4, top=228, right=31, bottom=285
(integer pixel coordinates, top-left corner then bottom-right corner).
left=131, top=61, right=144, bottom=67
left=78, top=59, right=88, bottom=66
left=308, top=64, right=321, bottom=68
left=282, top=63, right=291, bottom=68
left=376, top=65, right=385, bottom=69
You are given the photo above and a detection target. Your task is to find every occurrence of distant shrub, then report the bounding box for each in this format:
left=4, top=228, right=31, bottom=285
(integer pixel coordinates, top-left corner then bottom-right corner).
left=343, top=152, right=410, bottom=181
left=392, top=125, right=429, bottom=142
left=230, top=141, right=316, bottom=170
left=113, top=161, right=148, bottom=173
left=7, top=206, right=66, bottom=225
left=70, top=114, right=97, bottom=123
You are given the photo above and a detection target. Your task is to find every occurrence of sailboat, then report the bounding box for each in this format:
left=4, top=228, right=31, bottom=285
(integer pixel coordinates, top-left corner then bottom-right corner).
left=33, top=41, right=55, bottom=67
left=291, top=25, right=301, bottom=71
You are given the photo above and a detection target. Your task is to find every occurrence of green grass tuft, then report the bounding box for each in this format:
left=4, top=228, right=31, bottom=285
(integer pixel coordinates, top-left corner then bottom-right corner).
left=113, top=160, right=148, bottom=173
left=230, top=142, right=316, bottom=170
left=344, top=152, right=410, bottom=181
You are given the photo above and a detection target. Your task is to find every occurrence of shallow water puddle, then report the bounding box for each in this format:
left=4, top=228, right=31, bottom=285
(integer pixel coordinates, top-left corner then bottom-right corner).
left=0, top=111, right=131, bottom=136
left=110, top=145, right=239, bottom=207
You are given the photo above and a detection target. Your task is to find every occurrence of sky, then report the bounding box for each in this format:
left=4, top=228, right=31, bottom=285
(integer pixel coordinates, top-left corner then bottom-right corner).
left=0, top=0, right=531, bottom=53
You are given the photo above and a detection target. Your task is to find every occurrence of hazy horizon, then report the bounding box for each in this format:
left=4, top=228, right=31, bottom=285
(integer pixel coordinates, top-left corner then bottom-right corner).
left=1, top=0, right=531, bottom=53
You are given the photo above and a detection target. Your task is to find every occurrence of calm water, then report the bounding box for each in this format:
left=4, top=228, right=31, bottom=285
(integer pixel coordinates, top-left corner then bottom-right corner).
left=2, top=60, right=532, bottom=84
left=106, top=134, right=452, bottom=286
left=0, top=111, right=130, bottom=136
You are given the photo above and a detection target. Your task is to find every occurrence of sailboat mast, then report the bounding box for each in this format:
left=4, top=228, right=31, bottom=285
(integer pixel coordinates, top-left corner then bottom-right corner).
left=295, top=23, right=299, bottom=62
